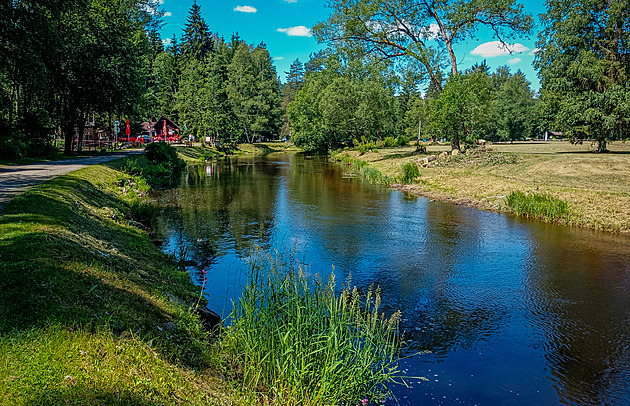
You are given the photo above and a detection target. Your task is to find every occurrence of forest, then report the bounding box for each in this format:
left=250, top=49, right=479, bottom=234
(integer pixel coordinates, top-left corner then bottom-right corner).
left=1, top=0, right=628, bottom=158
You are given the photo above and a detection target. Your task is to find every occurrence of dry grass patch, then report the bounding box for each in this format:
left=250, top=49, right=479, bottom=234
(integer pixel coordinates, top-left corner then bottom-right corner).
left=334, top=141, right=630, bottom=231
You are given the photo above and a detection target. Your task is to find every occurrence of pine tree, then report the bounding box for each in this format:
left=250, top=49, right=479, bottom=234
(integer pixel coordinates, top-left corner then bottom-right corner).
left=181, top=1, right=213, bottom=61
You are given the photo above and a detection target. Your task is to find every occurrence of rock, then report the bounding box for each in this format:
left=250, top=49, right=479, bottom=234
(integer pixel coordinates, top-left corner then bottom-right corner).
left=426, top=154, right=437, bottom=163
left=452, top=149, right=460, bottom=156
left=195, top=306, right=222, bottom=331
left=164, top=321, right=177, bottom=331
left=439, top=151, right=449, bottom=159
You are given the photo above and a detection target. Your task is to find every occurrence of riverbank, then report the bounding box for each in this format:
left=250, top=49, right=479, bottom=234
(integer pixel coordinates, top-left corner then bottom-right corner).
left=175, top=141, right=301, bottom=163
left=333, top=141, right=630, bottom=232
left=0, top=159, right=248, bottom=404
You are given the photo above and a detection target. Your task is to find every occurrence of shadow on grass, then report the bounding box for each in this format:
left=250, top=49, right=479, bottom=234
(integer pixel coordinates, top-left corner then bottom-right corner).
left=0, top=172, right=206, bottom=366
left=30, top=389, right=150, bottom=406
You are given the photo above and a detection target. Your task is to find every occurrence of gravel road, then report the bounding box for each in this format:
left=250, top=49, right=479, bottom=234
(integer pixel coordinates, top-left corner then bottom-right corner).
left=0, top=150, right=142, bottom=212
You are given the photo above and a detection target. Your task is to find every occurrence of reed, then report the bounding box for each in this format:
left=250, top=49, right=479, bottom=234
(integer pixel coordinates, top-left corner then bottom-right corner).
left=222, top=253, right=402, bottom=405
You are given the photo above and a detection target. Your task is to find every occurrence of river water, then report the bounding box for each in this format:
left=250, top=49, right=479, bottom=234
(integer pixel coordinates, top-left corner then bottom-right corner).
left=153, top=153, right=630, bottom=406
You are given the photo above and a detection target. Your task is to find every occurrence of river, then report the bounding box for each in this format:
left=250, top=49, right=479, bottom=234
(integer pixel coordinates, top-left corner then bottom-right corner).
left=153, top=153, right=630, bottom=406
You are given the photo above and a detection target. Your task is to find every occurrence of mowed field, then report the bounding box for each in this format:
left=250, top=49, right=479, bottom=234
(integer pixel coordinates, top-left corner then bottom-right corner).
left=336, top=141, right=630, bottom=232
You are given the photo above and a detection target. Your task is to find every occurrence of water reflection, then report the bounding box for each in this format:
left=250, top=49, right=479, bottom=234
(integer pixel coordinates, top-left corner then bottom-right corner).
left=152, top=153, right=630, bottom=406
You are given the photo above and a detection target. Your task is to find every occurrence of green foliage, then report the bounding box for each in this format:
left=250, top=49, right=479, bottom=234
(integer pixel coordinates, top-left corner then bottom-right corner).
left=123, top=144, right=185, bottom=188
left=382, top=136, right=409, bottom=148
left=399, top=162, right=420, bottom=183
left=288, top=58, right=398, bottom=151
left=506, top=191, right=568, bottom=221
left=314, top=0, right=533, bottom=93
left=145, top=141, right=180, bottom=164
left=494, top=71, right=536, bottom=142
left=222, top=253, right=402, bottom=405
left=427, top=69, right=493, bottom=150
left=536, top=0, right=630, bottom=152
left=1, top=0, right=156, bottom=156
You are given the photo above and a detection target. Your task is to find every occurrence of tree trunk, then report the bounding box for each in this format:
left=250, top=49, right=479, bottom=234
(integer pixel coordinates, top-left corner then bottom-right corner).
left=451, top=137, right=461, bottom=152
left=244, top=125, right=251, bottom=144
left=63, top=123, right=74, bottom=155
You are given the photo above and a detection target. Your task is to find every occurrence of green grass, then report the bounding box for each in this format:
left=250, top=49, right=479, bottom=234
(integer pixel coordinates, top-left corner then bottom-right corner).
left=0, top=159, right=248, bottom=405
left=506, top=191, right=569, bottom=221
left=399, top=162, right=420, bottom=184
left=221, top=252, right=402, bottom=406
left=332, top=154, right=392, bottom=186
left=0, top=155, right=404, bottom=405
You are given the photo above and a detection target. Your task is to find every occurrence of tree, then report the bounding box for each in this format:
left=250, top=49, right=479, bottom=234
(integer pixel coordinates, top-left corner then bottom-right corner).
left=314, top=0, right=533, bottom=93
left=227, top=42, right=281, bottom=143
left=494, top=70, right=535, bottom=142
left=287, top=55, right=398, bottom=151
left=428, top=68, right=493, bottom=150
left=181, top=1, right=213, bottom=60
left=536, top=0, right=630, bottom=152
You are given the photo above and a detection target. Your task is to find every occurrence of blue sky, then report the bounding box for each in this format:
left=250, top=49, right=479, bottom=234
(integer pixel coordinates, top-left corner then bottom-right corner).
left=158, top=0, right=548, bottom=90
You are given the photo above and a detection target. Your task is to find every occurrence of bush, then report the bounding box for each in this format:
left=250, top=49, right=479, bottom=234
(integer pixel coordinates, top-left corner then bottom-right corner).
left=222, top=253, right=402, bottom=405
left=145, top=142, right=179, bottom=164
left=394, top=135, right=409, bottom=147
left=399, top=162, right=420, bottom=183
left=506, top=191, right=568, bottom=221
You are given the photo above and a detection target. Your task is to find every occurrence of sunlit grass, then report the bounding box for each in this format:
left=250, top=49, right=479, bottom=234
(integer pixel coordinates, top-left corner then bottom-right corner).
left=0, top=162, right=248, bottom=405
left=506, top=191, right=568, bottom=221
left=221, top=252, right=402, bottom=406
left=336, top=142, right=630, bottom=231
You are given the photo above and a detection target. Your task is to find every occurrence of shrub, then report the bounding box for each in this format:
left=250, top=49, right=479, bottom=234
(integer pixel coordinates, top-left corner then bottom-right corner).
left=399, top=162, right=420, bottom=183
left=383, top=137, right=396, bottom=147
left=222, top=253, right=402, bottom=405
left=394, top=135, right=409, bottom=147
left=145, top=141, right=180, bottom=163
left=506, top=191, right=568, bottom=221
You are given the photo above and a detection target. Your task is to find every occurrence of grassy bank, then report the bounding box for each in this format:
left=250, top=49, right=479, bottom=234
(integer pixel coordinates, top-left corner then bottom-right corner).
left=175, top=141, right=301, bottom=163
left=333, top=141, right=630, bottom=232
left=0, top=159, right=247, bottom=405
left=0, top=149, right=403, bottom=405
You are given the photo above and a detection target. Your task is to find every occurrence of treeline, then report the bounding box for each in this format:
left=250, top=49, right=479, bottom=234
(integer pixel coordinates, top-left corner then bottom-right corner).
left=289, top=0, right=629, bottom=153
left=149, top=3, right=281, bottom=145
left=286, top=52, right=537, bottom=152
left=0, top=0, right=282, bottom=159
left=0, top=0, right=156, bottom=158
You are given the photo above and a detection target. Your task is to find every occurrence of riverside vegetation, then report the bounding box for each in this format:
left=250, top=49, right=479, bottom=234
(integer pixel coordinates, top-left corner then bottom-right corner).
left=333, top=141, right=630, bottom=232
left=0, top=144, right=403, bottom=405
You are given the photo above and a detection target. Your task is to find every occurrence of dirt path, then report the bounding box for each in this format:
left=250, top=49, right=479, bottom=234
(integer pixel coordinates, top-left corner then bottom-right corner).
left=0, top=150, right=142, bottom=212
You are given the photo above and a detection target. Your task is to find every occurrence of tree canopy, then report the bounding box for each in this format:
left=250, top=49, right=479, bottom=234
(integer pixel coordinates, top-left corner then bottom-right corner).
left=536, top=0, right=630, bottom=152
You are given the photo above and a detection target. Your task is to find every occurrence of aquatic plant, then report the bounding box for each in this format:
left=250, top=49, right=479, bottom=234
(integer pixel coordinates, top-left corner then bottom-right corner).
left=222, top=253, right=402, bottom=405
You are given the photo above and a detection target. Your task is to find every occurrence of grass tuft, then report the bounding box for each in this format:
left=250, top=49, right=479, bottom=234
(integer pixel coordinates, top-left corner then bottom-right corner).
left=506, top=191, right=569, bottom=221
left=221, top=252, right=402, bottom=406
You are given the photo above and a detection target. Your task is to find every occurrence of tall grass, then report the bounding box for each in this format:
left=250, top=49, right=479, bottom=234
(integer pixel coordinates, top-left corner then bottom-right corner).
left=222, top=254, right=402, bottom=406
left=506, top=191, right=568, bottom=221
left=399, top=162, right=420, bottom=184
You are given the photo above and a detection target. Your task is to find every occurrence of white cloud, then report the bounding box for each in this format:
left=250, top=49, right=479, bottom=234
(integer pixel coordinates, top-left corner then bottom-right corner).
left=284, top=0, right=298, bottom=2
left=274, top=56, right=284, bottom=60
left=508, top=58, right=522, bottom=65
left=158, top=0, right=164, bottom=4
left=234, top=5, right=257, bottom=13
left=162, top=38, right=172, bottom=46
left=421, top=23, right=440, bottom=39
left=163, top=11, right=172, bottom=16
left=277, top=26, right=312, bottom=37
left=471, top=41, right=529, bottom=57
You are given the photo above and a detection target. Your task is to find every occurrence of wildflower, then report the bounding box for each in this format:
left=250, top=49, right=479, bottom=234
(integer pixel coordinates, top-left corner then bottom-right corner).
left=362, top=399, right=368, bottom=406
